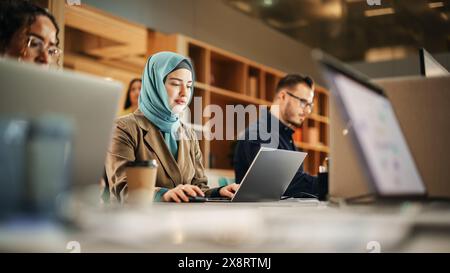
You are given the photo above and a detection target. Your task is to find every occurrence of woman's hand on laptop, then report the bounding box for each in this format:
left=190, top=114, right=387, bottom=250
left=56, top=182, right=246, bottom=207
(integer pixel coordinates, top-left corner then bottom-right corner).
left=162, top=184, right=204, bottom=203
left=219, top=183, right=240, bottom=199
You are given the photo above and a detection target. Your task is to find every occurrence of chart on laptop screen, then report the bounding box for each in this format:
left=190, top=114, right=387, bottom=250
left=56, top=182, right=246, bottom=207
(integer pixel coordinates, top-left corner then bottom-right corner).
left=330, top=72, right=425, bottom=196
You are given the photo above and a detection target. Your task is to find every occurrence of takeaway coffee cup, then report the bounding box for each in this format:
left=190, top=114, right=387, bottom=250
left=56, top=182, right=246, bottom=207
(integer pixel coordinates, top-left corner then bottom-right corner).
left=126, top=160, right=158, bottom=205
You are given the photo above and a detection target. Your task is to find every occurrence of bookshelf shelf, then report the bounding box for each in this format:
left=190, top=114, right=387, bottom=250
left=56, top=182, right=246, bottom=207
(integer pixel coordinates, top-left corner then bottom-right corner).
left=295, top=142, right=330, bottom=154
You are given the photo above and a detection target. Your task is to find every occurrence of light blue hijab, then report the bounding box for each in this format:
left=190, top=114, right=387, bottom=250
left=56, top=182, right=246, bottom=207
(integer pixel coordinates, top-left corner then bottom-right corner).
left=138, top=52, right=194, bottom=159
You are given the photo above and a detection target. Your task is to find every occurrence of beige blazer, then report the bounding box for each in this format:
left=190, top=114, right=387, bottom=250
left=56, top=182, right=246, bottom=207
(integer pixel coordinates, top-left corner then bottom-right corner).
left=105, top=109, right=214, bottom=202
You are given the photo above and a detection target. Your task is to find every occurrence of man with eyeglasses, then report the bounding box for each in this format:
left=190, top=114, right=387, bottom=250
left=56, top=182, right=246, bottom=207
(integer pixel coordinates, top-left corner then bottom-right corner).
left=0, top=0, right=61, bottom=69
left=233, top=74, right=318, bottom=198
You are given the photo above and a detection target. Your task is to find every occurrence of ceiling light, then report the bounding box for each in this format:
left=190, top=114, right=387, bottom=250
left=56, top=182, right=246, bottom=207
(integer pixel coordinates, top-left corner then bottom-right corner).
left=232, top=1, right=252, bottom=13
left=365, top=46, right=409, bottom=62
left=429, top=2, right=444, bottom=9
left=364, top=7, right=395, bottom=17
left=263, top=0, right=274, bottom=7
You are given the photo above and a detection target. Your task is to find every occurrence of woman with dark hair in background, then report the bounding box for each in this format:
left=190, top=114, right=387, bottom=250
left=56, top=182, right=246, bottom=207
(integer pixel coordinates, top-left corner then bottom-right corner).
left=120, top=78, right=142, bottom=116
left=0, top=0, right=62, bottom=68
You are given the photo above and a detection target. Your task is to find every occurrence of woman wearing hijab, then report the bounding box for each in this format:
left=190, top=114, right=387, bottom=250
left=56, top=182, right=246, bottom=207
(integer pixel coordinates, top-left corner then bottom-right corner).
left=106, top=52, right=239, bottom=203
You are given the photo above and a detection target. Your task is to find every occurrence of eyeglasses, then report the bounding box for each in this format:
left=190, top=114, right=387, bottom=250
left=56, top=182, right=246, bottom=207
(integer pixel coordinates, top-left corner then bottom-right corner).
left=26, top=35, right=62, bottom=61
left=286, top=91, right=314, bottom=112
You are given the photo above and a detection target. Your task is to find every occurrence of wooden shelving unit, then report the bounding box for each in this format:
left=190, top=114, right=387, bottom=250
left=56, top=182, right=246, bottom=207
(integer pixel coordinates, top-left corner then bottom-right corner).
left=62, top=4, right=148, bottom=112
left=56, top=4, right=330, bottom=176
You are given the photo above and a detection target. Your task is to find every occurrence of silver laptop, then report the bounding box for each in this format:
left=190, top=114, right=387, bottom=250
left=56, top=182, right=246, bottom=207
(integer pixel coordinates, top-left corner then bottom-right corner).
left=207, top=147, right=307, bottom=202
left=0, top=58, right=122, bottom=189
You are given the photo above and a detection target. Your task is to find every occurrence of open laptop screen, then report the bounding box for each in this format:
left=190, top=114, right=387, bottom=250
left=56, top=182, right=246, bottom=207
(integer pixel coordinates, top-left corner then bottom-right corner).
left=322, top=65, right=426, bottom=197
